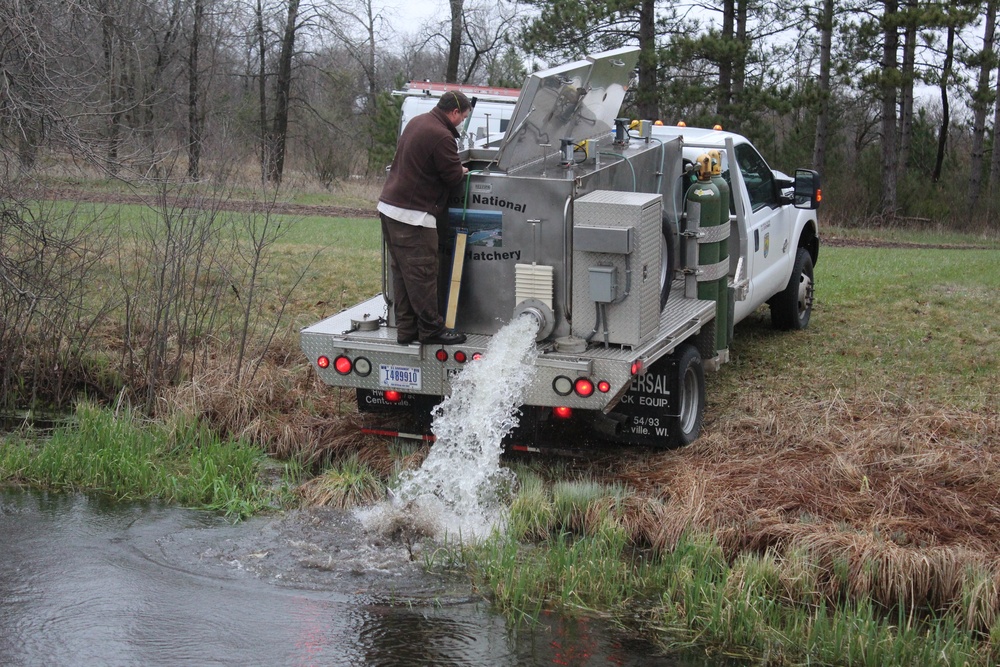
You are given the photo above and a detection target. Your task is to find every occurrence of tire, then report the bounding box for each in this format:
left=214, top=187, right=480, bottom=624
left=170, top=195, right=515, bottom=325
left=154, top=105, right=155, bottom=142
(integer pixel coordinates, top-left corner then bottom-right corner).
left=659, top=216, right=676, bottom=310
left=770, top=247, right=814, bottom=331
left=668, top=343, right=705, bottom=446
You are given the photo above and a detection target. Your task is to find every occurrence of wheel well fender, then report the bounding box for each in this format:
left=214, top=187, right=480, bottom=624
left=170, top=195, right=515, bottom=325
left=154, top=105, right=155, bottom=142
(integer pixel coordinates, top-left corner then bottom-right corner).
left=796, top=219, right=819, bottom=268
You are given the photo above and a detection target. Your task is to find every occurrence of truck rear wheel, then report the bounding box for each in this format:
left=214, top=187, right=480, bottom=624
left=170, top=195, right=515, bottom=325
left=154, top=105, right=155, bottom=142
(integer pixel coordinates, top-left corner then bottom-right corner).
left=770, top=247, right=814, bottom=330
left=668, top=343, right=705, bottom=445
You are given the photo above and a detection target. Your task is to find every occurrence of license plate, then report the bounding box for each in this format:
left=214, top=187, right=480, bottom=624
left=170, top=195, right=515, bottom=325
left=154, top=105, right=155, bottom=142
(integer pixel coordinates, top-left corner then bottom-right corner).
left=379, top=364, right=422, bottom=390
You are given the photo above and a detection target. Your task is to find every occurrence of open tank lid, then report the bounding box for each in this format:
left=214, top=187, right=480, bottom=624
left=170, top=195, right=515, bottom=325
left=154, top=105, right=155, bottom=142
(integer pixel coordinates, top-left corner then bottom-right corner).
left=495, top=47, right=640, bottom=172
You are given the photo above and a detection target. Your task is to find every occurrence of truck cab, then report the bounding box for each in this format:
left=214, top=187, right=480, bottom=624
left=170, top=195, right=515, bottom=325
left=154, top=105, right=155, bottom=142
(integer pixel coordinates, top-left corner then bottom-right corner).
left=651, top=125, right=820, bottom=331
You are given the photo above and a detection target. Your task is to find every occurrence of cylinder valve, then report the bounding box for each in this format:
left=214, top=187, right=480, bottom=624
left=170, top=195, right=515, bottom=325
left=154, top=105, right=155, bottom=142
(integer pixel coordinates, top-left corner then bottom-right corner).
left=614, top=118, right=630, bottom=146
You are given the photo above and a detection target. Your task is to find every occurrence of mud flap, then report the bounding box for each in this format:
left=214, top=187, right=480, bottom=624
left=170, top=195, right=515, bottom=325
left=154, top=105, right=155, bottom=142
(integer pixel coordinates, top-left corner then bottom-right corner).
left=356, top=389, right=442, bottom=437
left=356, top=389, right=440, bottom=414
left=605, top=354, right=681, bottom=447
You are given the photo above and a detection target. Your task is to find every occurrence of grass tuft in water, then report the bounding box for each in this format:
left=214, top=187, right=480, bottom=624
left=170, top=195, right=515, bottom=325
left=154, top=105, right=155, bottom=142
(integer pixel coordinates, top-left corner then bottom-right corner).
left=297, top=454, right=384, bottom=509
left=552, top=479, right=606, bottom=533
left=0, top=403, right=288, bottom=519
left=507, top=470, right=554, bottom=541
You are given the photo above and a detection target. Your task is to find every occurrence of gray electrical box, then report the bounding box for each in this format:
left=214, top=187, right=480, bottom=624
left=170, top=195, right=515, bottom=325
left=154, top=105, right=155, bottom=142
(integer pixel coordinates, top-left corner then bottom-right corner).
left=572, top=190, right=662, bottom=346
left=589, top=266, right=617, bottom=303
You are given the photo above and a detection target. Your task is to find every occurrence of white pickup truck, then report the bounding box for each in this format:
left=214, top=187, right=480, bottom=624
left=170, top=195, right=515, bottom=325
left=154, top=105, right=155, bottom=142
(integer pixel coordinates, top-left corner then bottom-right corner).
left=301, top=48, right=821, bottom=450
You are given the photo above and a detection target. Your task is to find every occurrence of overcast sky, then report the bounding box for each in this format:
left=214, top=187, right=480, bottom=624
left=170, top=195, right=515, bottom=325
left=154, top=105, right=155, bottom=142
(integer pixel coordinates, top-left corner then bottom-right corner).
left=386, top=0, right=445, bottom=34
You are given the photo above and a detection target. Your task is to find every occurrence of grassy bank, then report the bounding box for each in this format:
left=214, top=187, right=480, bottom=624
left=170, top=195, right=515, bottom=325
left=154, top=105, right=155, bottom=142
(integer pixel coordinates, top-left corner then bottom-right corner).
left=451, top=471, right=994, bottom=665
left=0, top=403, right=301, bottom=519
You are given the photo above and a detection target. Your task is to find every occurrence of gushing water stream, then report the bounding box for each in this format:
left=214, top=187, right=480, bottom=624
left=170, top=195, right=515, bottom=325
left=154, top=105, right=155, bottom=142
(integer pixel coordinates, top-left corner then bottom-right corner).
left=360, top=315, right=539, bottom=541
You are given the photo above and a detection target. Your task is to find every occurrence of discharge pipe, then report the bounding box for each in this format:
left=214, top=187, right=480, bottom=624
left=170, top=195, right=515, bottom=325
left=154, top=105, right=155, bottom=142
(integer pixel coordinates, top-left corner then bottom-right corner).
left=513, top=299, right=555, bottom=342
left=613, top=118, right=630, bottom=146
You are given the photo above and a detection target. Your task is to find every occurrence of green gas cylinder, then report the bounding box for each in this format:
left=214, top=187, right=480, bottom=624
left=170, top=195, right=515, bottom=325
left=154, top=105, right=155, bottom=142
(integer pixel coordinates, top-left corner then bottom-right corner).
left=685, top=155, right=720, bottom=351
left=708, top=150, right=730, bottom=353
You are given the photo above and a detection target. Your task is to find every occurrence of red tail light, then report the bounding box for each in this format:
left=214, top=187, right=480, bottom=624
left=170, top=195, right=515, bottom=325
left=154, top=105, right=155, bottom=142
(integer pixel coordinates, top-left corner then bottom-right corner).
left=597, top=380, right=611, bottom=393
left=384, top=390, right=402, bottom=402
left=317, top=355, right=330, bottom=369
left=631, top=360, right=643, bottom=375
left=574, top=378, right=595, bottom=397
left=334, top=355, right=352, bottom=375
left=553, top=406, right=572, bottom=419
left=454, top=351, right=467, bottom=363
left=435, top=349, right=449, bottom=362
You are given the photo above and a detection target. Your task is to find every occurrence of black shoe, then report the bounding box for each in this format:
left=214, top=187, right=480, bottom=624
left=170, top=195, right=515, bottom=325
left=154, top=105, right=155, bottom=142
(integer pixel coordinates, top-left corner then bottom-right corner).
left=397, top=333, right=417, bottom=345
left=420, top=329, right=467, bottom=345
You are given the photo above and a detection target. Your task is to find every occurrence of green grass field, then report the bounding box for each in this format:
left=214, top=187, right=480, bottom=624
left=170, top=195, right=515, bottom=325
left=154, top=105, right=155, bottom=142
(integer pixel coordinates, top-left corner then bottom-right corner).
left=715, top=244, right=998, bottom=412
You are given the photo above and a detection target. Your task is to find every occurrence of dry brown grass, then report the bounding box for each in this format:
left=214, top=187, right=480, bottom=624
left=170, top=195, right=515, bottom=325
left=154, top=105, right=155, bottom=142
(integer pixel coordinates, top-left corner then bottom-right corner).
left=125, top=320, right=438, bottom=513
left=595, top=389, right=1000, bottom=626
left=159, top=337, right=400, bottom=472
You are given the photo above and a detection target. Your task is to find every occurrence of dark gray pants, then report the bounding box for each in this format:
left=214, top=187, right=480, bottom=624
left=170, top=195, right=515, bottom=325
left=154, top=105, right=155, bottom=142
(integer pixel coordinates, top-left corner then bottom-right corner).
left=380, top=213, right=445, bottom=340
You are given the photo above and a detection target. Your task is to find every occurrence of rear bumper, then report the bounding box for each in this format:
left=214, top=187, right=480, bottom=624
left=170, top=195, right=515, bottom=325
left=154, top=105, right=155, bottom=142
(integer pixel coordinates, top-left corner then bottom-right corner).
left=301, top=283, right=715, bottom=411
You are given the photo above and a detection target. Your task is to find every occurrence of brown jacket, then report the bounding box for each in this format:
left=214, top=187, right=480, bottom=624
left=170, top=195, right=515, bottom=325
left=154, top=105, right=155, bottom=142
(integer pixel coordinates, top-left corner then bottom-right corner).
left=379, top=107, right=466, bottom=216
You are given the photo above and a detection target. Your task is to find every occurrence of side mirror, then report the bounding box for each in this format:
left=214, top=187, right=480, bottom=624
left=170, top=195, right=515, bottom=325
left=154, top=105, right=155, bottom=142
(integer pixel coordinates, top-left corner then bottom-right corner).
left=794, top=169, right=821, bottom=209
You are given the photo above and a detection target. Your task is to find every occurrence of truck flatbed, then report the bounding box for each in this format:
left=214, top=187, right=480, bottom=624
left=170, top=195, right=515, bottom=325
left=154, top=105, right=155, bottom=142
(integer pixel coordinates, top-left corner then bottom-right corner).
left=301, top=278, right=715, bottom=411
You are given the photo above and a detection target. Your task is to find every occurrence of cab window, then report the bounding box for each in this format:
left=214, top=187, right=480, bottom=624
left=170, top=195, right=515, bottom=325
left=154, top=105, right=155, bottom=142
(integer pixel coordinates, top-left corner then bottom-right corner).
left=735, top=143, right=778, bottom=211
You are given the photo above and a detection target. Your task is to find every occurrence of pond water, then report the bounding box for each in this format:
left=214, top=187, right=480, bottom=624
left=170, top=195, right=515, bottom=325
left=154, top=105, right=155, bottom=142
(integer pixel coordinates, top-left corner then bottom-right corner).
left=0, top=489, right=742, bottom=667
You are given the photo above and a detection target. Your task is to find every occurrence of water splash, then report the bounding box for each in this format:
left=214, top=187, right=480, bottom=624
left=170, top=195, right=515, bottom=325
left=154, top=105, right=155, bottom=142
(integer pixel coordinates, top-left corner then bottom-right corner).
left=359, top=315, right=539, bottom=542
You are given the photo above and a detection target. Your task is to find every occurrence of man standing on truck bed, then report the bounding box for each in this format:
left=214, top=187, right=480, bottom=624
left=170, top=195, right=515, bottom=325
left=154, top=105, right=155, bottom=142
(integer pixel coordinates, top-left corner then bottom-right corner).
left=378, top=91, right=472, bottom=346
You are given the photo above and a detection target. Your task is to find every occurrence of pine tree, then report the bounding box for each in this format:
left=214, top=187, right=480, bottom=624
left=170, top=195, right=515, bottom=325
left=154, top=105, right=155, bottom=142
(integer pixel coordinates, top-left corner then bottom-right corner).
left=967, top=0, right=997, bottom=208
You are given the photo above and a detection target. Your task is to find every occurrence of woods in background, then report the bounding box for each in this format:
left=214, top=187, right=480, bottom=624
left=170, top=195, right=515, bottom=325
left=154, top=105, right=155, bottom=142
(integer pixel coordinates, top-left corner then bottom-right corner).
left=2, top=0, right=1000, bottom=224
